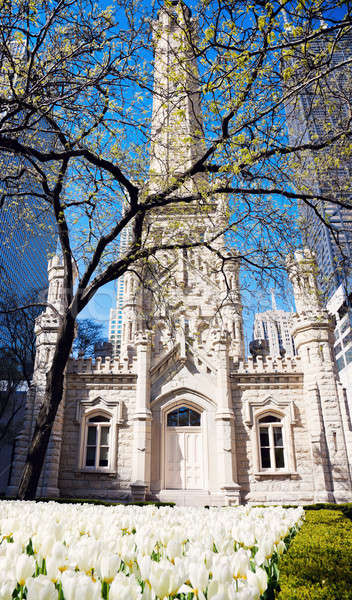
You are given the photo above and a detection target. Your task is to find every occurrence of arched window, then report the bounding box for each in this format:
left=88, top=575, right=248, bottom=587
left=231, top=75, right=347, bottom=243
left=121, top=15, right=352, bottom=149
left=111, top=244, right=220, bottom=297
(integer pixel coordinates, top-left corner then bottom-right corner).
left=85, top=414, right=111, bottom=469
left=258, top=414, right=285, bottom=470
left=167, top=406, right=201, bottom=427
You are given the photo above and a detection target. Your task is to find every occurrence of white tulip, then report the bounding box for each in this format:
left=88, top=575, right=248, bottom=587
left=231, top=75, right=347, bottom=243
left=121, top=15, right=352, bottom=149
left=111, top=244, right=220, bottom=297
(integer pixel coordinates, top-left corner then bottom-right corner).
left=0, top=579, right=16, bottom=600
left=231, top=548, right=250, bottom=579
left=149, top=558, right=186, bottom=599
left=15, top=554, right=35, bottom=586
left=98, top=552, right=121, bottom=583
left=61, top=571, right=101, bottom=600
left=212, top=556, right=233, bottom=585
left=109, top=573, right=142, bottom=600
left=26, top=575, right=58, bottom=600
left=247, top=567, right=268, bottom=596
left=207, top=579, right=230, bottom=600
left=188, top=559, right=209, bottom=592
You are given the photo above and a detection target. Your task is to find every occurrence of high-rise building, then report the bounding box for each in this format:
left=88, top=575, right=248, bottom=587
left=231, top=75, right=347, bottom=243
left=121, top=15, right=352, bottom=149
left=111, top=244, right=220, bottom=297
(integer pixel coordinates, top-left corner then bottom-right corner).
left=253, top=293, right=295, bottom=358
left=108, top=225, right=132, bottom=357
left=0, top=199, right=57, bottom=303
left=284, top=26, right=352, bottom=394
left=0, top=41, right=57, bottom=305
left=285, top=28, right=352, bottom=301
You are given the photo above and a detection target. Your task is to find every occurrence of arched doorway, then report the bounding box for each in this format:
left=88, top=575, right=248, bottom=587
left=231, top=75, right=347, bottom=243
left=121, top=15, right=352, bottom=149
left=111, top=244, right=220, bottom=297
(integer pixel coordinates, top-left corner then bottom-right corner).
left=164, top=406, right=203, bottom=489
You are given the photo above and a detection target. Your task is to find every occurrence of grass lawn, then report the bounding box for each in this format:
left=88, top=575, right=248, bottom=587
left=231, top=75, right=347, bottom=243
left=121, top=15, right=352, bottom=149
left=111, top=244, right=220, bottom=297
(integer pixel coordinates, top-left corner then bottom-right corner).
left=276, top=509, right=352, bottom=599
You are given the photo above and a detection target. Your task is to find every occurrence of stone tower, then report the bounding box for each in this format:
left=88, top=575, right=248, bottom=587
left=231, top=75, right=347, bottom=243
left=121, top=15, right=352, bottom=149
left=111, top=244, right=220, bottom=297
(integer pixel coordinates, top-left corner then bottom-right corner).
left=125, top=0, right=245, bottom=503
left=8, top=257, right=66, bottom=497
left=288, top=249, right=352, bottom=502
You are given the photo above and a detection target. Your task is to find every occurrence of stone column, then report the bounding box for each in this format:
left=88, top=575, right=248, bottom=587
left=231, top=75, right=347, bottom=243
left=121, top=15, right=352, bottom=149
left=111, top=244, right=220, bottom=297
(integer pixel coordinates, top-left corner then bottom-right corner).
left=214, top=332, right=241, bottom=504
left=131, top=332, right=152, bottom=500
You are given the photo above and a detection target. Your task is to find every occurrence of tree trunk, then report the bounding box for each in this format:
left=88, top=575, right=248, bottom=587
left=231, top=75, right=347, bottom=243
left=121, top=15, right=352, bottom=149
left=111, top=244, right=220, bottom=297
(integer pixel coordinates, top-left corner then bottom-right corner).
left=17, top=313, right=75, bottom=500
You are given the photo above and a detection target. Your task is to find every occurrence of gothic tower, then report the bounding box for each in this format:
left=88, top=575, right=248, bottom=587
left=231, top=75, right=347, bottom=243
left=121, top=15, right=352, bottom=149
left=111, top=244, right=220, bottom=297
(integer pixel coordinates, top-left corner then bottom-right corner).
left=124, top=0, right=245, bottom=503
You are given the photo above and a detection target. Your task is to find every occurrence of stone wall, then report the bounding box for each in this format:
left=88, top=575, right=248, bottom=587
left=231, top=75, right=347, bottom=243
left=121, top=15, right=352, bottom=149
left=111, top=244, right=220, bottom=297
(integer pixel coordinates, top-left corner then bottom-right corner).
left=58, top=373, right=136, bottom=500
left=232, top=373, right=317, bottom=504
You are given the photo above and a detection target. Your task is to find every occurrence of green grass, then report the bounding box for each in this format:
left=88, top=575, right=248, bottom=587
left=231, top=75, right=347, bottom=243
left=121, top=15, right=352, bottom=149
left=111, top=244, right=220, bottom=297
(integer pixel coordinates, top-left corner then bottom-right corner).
left=276, top=510, right=352, bottom=600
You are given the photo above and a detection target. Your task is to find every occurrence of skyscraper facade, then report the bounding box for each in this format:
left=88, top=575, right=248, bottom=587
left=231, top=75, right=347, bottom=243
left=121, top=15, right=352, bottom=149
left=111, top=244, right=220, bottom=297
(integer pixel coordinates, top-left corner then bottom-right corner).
left=108, top=225, right=132, bottom=357
left=0, top=41, right=57, bottom=305
left=253, top=307, right=295, bottom=358
left=285, top=29, right=352, bottom=300
left=0, top=198, right=57, bottom=303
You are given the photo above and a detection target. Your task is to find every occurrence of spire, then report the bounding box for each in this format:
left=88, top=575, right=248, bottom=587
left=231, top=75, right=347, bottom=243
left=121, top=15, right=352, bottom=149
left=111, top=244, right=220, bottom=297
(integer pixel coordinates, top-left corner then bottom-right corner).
left=149, top=0, right=205, bottom=192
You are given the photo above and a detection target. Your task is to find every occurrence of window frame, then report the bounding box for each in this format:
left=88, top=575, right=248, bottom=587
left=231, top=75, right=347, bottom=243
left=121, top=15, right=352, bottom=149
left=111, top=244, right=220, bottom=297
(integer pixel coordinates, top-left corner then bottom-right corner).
left=79, top=407, right=117, bottom=473
left=85, top=415, right=111, bottom=469
left=244, top=395, right=297, bottom=479
left=258, top=416, right=285, bottom=471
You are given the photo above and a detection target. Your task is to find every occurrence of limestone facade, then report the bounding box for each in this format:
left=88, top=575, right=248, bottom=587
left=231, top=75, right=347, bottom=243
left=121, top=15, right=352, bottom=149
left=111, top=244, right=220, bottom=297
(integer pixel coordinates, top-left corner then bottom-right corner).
left=7, top=2, right=352, bottom=506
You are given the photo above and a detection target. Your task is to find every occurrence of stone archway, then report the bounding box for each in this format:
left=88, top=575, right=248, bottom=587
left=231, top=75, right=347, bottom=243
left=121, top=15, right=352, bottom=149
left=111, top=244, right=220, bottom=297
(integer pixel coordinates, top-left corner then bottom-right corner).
left=150, top=388, right=217, bottom=499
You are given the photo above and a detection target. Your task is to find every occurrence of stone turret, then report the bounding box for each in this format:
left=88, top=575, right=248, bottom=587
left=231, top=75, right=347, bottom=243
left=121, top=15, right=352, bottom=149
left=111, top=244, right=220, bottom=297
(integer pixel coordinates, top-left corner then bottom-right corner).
left=8, top=256, right=68, bottom=498
left=120, top=270, right=144, bottom=360
left=33, top=256, right=65, bottom=378
left=220, top=254, right=245, bottom=362
left=287, top=248, right=352, bottom=502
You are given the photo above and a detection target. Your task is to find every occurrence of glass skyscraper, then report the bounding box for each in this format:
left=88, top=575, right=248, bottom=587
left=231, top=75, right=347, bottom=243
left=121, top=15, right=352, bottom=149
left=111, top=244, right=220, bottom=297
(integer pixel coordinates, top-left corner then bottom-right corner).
left=285, top=29, right=352, bottom=300
left=0, top=41, right=57, bottom=305
left=285, top=28, right=352, bottom=382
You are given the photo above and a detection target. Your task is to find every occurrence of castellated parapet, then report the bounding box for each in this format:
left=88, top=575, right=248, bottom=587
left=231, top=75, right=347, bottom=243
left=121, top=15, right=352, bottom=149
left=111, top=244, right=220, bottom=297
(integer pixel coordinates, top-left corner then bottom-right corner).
left=236, top=354, right=301, bottom=374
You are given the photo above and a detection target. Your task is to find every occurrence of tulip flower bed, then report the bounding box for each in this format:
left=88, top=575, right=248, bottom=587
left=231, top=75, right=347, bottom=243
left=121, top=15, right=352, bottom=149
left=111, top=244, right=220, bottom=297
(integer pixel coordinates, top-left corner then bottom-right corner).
left=0, top=501, right=303, bottom=600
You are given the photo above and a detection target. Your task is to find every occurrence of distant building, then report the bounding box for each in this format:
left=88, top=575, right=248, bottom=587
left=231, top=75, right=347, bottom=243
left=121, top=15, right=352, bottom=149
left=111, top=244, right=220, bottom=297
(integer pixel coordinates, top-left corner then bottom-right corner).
left=0, top=200, right=57, bottom=302
left=252, top=293, right=295, bottom=357
left=94, top=342, right=113, bottom=361
left=285, top=28, right=352, bottom=301
left=327, top=285, right=352, bottom=407
left=0, top=40, right=57, bottom=304
left=108, top=226, right=132, bottom=356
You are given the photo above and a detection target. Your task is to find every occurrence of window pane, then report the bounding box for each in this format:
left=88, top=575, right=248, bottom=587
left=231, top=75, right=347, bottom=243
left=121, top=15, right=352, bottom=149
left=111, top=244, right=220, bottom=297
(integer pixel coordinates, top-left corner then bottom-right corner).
left=259, top=415, right=280, bottom=423
left=167, top=411, right=178, bottom=426
left=178, top=407, right=189, bottom=426
left=100, top=426, right=110, bottom=446
left=88, top=416, right=109, bottom=423
left=99, top=446, right=109, bottom=467
left=87, top=426, right=97, bottom=445
left=261, top=447, right=271, bottom=468
left=260, top=427, right=269, bottom=447
left=189, top=409, right=200, bottom=426
left=275, top=447, right=285, bottom=468
left=86, top=446, right=96, bottom=467
left=273, top=427, right=283, bottom=447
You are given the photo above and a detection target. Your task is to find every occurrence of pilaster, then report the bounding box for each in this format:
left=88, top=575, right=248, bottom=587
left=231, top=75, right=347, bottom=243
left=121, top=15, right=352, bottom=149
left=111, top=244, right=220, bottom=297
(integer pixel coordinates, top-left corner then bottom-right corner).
left=214, top=332, right=241, bottom=504
left=131, top=331, right=152, bottom=500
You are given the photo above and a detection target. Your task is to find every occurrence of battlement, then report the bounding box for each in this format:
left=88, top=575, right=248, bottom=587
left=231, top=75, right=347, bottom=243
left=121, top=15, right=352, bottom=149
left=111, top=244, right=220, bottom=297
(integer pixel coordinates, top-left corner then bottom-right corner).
left=235, top=354, right=302, bottom=374
left=67, top=355, right=137, bottom=375
left=292, top=310, right=334, bottom=327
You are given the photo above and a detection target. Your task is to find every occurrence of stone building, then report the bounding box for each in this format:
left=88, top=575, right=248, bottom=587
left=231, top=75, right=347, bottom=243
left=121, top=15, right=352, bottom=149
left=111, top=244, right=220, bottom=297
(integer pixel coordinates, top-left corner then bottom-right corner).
left=7, top=1, right=352, bottom=506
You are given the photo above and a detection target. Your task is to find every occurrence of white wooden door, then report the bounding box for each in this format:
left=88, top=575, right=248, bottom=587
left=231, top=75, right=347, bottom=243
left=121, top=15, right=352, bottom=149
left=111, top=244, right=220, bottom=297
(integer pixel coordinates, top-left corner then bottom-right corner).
left=165, top=428, right=203, bottom=489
